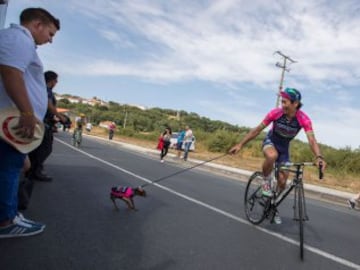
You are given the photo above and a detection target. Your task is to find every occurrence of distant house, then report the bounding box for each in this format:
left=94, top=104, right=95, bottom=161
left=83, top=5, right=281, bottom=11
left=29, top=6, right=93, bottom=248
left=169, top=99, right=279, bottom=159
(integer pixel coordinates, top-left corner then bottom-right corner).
left=54, top=94, right=108, bottom=107
left=54, top=94, right=81, bottom=104
left=68, top=97, right=81, bottom=104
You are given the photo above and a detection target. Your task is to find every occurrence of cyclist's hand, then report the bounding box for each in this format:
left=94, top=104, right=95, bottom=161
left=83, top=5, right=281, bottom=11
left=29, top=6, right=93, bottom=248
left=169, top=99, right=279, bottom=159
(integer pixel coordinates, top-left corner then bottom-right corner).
left=229, top=144, right=242, bottom=155
left=316, top=158, right=326, bottom=180
left=316, top=158, right=326, bottom=170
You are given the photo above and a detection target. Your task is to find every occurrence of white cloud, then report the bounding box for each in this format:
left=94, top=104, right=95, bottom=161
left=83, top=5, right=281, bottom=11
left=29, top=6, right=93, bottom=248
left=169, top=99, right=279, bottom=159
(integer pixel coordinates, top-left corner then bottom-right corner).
left=308, top=105, right=360, bottom=149
left=57, top=1, right=359, bottom=91
left=11, top=0, right=359, bottom=148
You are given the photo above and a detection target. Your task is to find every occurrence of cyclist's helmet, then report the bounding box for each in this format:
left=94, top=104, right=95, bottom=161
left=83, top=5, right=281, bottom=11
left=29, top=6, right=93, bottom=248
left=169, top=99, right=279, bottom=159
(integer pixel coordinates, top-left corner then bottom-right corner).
left=280, top=88, right=301, bottom=102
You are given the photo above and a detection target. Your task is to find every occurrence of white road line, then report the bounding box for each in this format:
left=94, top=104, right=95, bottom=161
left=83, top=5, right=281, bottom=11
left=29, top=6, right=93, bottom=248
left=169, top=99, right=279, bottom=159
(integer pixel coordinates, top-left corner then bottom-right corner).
left=56, top=138, right=360, bottom=270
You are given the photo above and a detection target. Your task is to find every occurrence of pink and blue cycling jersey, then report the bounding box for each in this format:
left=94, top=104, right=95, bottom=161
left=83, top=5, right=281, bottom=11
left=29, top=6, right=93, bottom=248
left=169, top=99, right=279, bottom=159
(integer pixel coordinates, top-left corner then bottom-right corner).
left=261, top=108, right=313, bottom=162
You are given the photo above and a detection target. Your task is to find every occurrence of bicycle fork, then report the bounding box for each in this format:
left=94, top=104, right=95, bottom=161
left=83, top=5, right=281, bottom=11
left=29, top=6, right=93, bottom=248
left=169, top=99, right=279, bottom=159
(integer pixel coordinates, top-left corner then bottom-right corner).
left=293, top=182, right=309, bottom=221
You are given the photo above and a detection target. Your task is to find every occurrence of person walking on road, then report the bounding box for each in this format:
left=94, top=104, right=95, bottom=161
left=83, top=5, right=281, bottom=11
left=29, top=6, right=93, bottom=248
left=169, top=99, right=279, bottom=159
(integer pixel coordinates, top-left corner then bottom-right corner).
left=108, top=122, right=116, bottom=140
left=176, top=128, right=186, bottom=158
left=0, top=7, right=60, bottom=238
left=160, top=127, right=172, bottom=163
left=183, top=125, right=193, bottom=161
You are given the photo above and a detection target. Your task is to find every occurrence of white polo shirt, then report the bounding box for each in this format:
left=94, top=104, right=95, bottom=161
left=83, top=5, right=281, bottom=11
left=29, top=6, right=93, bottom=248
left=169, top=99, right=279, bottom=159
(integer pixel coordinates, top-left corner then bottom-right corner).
left=0, top=24, right=47, bottom=120
left=184, top=129, right=193, bottom=143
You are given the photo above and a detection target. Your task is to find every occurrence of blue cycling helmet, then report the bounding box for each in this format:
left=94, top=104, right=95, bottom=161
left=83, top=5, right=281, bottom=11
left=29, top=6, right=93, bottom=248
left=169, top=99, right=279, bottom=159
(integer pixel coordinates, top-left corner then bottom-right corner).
left=280, top=88, right=301, bottom=102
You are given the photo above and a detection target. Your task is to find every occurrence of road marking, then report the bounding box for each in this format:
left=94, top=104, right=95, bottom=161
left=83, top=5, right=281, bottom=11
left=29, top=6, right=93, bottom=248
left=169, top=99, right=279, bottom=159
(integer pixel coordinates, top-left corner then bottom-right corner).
left=56, top=138, right=360, bottom=269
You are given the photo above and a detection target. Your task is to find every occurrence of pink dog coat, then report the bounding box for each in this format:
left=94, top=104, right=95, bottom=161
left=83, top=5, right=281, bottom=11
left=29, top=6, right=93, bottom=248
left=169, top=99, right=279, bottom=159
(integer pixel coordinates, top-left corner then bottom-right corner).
left=111, top=186, right=134, bottom=199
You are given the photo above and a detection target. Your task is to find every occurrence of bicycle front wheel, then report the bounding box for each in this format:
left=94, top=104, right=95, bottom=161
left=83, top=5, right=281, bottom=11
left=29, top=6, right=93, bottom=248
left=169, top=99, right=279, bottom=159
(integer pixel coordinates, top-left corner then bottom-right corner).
left=244, top=172, right=269, bottom=224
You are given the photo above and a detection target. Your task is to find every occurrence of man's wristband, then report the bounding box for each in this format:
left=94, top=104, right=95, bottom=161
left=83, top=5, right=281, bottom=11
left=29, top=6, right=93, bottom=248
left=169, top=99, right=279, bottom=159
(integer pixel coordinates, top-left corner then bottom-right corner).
left=20, top=111, right=34, bottom=117
left=316, top=155, right=324, bottom=160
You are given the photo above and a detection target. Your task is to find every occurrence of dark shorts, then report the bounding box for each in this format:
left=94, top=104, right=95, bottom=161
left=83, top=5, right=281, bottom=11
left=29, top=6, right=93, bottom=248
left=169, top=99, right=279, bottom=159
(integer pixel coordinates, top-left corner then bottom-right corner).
left=262, top=136, right=290, bottom=164
left=176, top=141, right=183, bottom=150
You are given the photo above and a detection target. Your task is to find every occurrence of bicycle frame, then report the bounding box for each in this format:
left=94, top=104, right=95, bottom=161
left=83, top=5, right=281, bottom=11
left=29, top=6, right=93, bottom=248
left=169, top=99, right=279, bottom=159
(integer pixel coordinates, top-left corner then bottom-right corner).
left=272, top=163, right=306, bottom=204
left=244, top=161, right=320, bottom=260
left=269, top=162, right=312, bottom=219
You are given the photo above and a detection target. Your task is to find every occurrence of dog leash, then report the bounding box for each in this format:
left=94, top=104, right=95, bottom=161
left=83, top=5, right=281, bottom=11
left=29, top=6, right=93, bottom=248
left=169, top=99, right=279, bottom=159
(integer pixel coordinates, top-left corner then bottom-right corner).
left=140, top=153, right=228, bottom=188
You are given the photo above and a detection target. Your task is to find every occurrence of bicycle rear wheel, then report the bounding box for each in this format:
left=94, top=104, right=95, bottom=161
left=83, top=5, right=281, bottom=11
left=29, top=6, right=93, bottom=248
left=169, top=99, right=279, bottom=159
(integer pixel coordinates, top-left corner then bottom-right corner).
left=297, top=185, right=305, bottom=260
left=244, top=172, right=269, bottom=224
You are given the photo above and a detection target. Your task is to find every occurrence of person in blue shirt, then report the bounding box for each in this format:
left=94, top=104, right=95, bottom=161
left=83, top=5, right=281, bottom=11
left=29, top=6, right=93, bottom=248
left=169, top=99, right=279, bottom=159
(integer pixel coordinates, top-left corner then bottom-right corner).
left=176, top=129, right=186, bottom=158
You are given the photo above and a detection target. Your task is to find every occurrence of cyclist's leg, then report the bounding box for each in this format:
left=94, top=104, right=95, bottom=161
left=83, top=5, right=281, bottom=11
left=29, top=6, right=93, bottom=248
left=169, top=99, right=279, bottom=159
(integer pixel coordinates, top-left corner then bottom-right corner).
left=276, top=148, right=290, bottom=193
left=277, top=170, right=289, bottom=192
left=262, top=145, right=278, bottom=178
left=261, top=137, right=278, bottom=197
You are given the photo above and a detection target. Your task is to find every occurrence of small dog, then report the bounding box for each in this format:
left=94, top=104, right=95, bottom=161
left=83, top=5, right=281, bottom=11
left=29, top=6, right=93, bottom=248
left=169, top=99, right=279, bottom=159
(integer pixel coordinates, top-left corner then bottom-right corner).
left=110, top=186, right=146, bottom=211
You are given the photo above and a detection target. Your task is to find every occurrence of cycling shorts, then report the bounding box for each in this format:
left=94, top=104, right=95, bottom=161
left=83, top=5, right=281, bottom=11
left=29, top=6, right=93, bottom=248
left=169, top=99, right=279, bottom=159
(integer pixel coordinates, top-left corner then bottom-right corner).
left=262, top=136, right=290, bottom=164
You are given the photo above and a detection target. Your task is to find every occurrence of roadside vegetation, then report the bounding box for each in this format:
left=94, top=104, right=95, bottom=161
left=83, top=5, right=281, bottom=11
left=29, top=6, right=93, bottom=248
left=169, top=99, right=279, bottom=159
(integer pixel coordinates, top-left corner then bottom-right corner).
left=58, top=97, right=360, bottom=192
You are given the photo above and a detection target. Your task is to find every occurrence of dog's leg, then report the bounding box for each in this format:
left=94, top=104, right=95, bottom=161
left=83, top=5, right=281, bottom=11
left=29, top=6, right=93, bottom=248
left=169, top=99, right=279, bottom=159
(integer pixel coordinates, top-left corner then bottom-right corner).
left=110, top=195, right=119, bottom=211
left=122, top=197, right=135, bottom=210
left=130, top=198, right=138, bottom=211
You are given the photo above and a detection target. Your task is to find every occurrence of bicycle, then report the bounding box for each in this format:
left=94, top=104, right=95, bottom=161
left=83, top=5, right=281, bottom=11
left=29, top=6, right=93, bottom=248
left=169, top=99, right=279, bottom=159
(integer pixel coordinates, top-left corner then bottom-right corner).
left=72, top=128, right=82, bottom=147
left=244, top=161, right=323, bottom=260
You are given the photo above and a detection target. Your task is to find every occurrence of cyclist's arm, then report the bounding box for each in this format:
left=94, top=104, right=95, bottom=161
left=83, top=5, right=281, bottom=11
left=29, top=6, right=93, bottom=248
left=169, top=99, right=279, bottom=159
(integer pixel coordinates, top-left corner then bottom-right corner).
left=229, top=108, right=280, bottom=154
left=298, top=111, right=326, bottom=170
left=306, top=132, right=326, bottom=170
left=229, top=123, right=265, bottom=154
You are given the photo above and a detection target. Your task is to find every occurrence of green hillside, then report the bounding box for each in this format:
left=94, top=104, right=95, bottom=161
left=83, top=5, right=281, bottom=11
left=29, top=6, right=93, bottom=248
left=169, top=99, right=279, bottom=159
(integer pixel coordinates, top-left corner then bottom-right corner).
left=57, top=97, right=360, bottom=177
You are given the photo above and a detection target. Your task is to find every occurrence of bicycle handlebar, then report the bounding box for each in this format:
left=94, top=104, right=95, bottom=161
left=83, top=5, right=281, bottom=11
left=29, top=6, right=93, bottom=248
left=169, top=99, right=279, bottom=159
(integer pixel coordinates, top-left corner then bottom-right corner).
left=280, top=161, right=324, bottom=180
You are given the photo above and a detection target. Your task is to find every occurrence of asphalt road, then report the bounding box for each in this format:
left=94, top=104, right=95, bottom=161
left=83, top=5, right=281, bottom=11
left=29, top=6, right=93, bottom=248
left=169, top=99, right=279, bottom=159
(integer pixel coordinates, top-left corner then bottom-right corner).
left=1, top=132, right=359, bottom=270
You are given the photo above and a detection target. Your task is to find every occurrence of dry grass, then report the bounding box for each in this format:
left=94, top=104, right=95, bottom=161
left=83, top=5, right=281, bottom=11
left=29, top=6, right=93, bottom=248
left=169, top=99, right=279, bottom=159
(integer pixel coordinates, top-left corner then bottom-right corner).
left=87, top=127, right=360, bottom=193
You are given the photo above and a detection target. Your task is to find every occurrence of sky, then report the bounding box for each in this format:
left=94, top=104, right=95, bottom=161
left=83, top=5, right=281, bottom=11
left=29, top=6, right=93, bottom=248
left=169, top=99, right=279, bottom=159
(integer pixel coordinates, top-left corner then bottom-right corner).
left=2, top=0, right=360, bottom=150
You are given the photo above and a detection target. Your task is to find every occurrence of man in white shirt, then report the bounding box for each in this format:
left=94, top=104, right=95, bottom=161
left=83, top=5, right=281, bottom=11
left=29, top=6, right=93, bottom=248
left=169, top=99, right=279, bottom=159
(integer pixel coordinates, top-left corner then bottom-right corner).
left=0, top=7, right=60, bottom=238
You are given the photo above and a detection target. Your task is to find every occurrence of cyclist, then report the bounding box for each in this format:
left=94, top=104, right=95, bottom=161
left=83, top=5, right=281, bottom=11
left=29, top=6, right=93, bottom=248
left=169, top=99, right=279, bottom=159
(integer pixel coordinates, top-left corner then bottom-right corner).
left=229, top=88, right=326, bottom=224
left=73, top=113, right=86, bottom=145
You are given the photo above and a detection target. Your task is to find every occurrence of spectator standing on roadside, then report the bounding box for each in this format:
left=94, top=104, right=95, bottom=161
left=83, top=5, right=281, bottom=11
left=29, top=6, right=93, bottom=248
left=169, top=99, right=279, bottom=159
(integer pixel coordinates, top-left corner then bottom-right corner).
left=348, top=192, right=360, bottom=210
left=176, top=128, right=186, bottom=158
left=86, top=122, right=92, bottom=133
left=27, top=71, right=65, bottom=182
left=0, top=7, right=60, bottom=238
left=160, top=127, right=172, bottom=163
left=183, top=125, right=193, bottom=161
left=109, top=121, right=116, bottom=140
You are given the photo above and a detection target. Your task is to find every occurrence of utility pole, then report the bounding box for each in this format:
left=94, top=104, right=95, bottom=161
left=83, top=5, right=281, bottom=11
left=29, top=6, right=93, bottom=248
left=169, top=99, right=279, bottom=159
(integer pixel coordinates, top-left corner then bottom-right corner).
left=274, top=51, right=296, bottom=107
left=123, top=106, right=128, bottom=129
